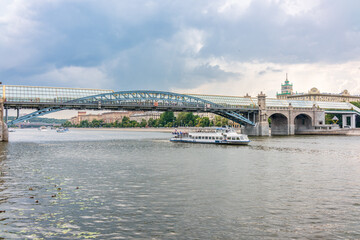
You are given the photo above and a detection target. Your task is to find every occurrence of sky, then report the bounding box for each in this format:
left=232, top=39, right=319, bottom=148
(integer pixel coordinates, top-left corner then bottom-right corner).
left=1, top=0, right=360, bottom=101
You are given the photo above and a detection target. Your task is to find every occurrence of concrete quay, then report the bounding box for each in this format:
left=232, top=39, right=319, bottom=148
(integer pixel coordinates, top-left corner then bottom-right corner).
left=295, top=128, right=360, bottom=136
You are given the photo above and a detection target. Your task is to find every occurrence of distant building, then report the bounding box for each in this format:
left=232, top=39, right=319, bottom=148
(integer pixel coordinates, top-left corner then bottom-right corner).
left=276, top=74, right=293, bottom=100
left=69, top=112, right=102, bottom=125
left=129, top=112, right=161, bottom=122
left=69, top=111, right=160, bottom=125
left=102, top=111, right=133, bottom=124
left=276, top=76, right=360, bottom=102
left=286, top=88, right=360, bottom=102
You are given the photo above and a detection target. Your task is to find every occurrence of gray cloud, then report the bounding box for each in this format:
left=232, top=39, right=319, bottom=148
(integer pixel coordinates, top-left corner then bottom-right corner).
left=1, top=0, right=360, bottom=91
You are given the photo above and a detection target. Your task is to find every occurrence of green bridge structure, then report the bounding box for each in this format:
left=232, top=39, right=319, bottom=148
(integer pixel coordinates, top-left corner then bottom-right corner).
left=0, top=85, right=359, bottom=141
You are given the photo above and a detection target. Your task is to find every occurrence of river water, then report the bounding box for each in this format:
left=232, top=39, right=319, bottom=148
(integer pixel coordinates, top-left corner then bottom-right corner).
left=0, top=129, right=360, bottom=239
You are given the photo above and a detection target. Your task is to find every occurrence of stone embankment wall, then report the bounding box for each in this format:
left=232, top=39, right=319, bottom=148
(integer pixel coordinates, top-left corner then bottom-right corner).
left=296, top=128, right=360, bottom=136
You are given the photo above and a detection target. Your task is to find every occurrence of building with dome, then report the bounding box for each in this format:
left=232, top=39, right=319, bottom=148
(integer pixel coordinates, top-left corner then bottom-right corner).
left=276, top=77, right=360, bottom=102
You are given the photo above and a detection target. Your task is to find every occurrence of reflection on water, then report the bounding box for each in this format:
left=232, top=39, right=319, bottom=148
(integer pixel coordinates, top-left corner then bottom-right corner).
left=1, top=129, right=360, bottom=239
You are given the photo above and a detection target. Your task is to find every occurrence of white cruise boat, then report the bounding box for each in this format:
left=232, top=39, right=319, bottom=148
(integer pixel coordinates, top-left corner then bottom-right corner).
left=170, top=127, right=250, bottom=145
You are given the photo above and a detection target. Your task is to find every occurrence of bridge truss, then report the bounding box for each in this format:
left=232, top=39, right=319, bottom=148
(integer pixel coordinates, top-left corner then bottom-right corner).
left=7, top=90, right=256, bottom=126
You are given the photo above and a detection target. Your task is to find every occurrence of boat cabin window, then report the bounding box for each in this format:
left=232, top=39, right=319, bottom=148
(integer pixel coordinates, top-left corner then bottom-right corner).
left=216, top=137, right=219, bottom=140
left=227, top=137, right=231, bottom=140
left=212, top=137, right=215, bottom=140
left=220, top=137, right=223, bottom=140
left=236, top=137, right=240, bottom=140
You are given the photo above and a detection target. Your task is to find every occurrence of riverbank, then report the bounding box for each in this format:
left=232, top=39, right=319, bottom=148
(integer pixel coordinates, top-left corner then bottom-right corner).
left=69, top=127, right=175, bottom=133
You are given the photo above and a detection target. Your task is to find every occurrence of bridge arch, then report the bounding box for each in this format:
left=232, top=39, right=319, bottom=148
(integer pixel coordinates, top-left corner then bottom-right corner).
left=8, top=90, right=255, bottom=126
left=294, top=113, right=313, bottom=133
left=269, top=113, right=289, bottom=135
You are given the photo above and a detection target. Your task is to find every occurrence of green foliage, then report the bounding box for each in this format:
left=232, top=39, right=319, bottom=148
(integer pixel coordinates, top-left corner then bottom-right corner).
left=91, top=119, right=103, bottom=128
left=62, top=111, right=233, bottom=129
left=325, top=113, right=342, bottom=125
left=62, top=121, right=72, bottom=127
left=79, top=120, right=90, bottom=128
left=214, top=116, right=222, bottom=127
left=147, top=118, right=156, bottom=127
left=221, top=117, right=229, bottom=126
left=197, top=117, right=210, bottom=127
left=350, top=101, right=360, bottom=108
left=140, top=119, right=147, bottom=128
left=159, top=111, right=175, bottom=126
left=176, top=112, right=198, bottom=126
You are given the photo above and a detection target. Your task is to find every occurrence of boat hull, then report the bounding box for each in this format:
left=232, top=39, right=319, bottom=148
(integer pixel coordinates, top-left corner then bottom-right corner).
left=170, top=138, right=250, bottom=145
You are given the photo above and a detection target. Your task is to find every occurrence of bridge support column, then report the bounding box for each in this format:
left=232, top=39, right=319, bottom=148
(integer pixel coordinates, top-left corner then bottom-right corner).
left=0, top=99, right=8, bottom=142
left=242, top=92, right=269, bottom=136
left=288, top=104, right=295, bottom=135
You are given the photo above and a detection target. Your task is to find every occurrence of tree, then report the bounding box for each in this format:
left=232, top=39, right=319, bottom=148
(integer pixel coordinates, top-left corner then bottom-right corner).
left=79, top=120, right=90, bottom=128
left=122, top=116, right=130, bottom=127
left=176, top=112, right=197, bottom=126
left=62, top=121, right=73, bottom=127
left=200, top=117, right=210, bottom=127
left=91, top=119, right=103, bottom=128
left=129, top=120, right=139, bottom=127
left=147, top=118, right=156, bottom=127
left=140, top=119, right=147, bottom=128
left=221, top=117, right=229, bottom=126
left=214, top=116, right=222, bottom=127
left=351, top=101, right=360, bottom=108
left=159, top=111, right=175, bottom=127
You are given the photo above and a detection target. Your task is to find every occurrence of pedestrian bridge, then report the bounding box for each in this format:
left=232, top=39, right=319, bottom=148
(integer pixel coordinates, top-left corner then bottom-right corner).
left=2, top=85, right=360, bottom=135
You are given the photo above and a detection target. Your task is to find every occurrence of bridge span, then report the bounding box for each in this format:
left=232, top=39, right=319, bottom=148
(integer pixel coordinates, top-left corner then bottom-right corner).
left=0, top=85, right=359, bottom=141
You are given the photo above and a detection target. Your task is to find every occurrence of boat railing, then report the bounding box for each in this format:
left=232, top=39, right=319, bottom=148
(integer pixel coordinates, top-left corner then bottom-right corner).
left=174, top=126, right=238, bottom=133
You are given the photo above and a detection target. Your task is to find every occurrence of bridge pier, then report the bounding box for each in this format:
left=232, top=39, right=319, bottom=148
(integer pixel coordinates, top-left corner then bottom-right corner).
left=242, top=92, right=270, bottom=136
left=0, top=99, right=8, bottom=142
left=243, top=122, right=270, bottom=136
left=288, top=104, right=295, bottom=135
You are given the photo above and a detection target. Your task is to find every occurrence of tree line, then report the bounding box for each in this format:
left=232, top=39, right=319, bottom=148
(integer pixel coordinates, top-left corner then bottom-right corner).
left=62, top=112, right=230, bottom=128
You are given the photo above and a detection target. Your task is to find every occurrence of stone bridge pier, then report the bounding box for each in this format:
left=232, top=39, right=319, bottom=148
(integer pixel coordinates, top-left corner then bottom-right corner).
left=243, top=93, right=325, bottom=136
left=0, top=99, right=9, bottom=142
left=242, top=92, right=270, bottom=136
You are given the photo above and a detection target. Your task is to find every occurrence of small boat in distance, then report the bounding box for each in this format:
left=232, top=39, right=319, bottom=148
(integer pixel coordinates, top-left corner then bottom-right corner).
left=38, top=126, right=48, bottom=131
left=170, top=127, right=250, bottom=145
left=8, top=128, right=16, bottom=132
left=56, top=127, right=69, bottom=133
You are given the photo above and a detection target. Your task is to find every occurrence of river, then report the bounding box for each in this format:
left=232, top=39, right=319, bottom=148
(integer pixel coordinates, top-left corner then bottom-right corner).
left=0, top=129, right=360, bottom=239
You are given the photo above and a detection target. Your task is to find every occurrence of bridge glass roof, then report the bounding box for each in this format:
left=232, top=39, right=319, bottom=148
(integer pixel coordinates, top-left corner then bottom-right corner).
left=190, top=94, right=356, bottom=110
left=1, top=85, right=357, bottom=112
left=1, top=85, right=113, bottom=103
left=189, top=94, right=257, bottom=108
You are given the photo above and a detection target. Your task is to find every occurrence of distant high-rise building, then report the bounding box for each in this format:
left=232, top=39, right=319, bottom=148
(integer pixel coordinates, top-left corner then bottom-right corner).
left=277, top=74, right=293, bottom=99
